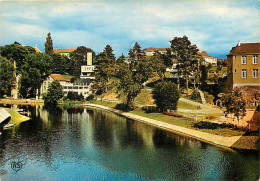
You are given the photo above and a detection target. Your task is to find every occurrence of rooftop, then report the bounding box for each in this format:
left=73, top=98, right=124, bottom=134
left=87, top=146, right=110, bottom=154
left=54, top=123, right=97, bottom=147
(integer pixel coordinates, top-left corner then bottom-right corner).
left=198, top=51, right=216, bottom=58
left=50, top=74, right=71, bottom=81
left=144, top=47, right=168, bottom=52
left=53, top=48, right=76, bottom=53
left=228, top=43, right=260, bottom=55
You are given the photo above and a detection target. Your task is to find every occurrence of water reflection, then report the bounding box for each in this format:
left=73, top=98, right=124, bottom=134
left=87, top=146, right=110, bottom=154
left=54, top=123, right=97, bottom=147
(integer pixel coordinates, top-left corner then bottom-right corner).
left=0, top=106, right=258, bottom=181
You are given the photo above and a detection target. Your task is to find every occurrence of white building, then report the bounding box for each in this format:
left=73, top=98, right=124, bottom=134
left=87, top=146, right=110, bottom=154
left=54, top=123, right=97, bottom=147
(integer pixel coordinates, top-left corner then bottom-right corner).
left=198, top=51, right=217, bottom=66
left=143, top=47, right=167, bottom=56
left=80, top=52, right=95, bottom=79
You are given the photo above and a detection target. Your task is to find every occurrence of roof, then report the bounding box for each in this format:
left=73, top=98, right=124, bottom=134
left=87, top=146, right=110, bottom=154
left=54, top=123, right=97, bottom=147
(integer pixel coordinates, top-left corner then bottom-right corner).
left=144, top=47, right=167, bottom=52
left=34, top=47, right=42, bottom=53
left=53, top=48, right=76, bottom=53
left=198, top=51, right=216, bottom=58
left=228, top=43, right=260, bottom=55
left=50, top=74, right=71, bottom=81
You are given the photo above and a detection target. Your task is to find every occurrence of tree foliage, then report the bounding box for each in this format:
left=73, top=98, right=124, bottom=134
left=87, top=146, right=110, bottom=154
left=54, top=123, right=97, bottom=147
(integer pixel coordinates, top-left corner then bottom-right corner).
left=43, top=80, right=64, bottom=106
left=44, top=32, right=53, bottom=54
left=221, top=88, right=246, bottom=125
left=0, top=56, right=14, bottom=97
left=170, top=36, right=203, bottom=93
left=152, top=81, right=180, bottom=111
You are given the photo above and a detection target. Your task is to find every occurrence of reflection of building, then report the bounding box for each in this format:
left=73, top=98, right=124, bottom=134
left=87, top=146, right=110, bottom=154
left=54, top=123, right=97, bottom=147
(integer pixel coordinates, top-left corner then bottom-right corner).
left=53, top=48, right=76, bottom=57
left=197, top=51, right=217, bottom=66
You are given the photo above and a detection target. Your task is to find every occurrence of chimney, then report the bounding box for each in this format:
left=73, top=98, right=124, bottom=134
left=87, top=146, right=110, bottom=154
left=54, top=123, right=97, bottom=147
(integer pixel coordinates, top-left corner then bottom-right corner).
left=238, top=40, right=240, bottom=46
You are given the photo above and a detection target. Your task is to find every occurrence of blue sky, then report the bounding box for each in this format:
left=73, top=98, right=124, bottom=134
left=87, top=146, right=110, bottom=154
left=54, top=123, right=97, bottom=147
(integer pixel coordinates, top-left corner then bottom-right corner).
left=0, top=0, right=259, bottom=59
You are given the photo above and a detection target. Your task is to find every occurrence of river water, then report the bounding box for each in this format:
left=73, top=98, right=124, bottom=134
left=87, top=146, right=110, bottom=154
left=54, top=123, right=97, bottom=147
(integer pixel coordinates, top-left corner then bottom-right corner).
left=0, top=106, right=259, bottom=181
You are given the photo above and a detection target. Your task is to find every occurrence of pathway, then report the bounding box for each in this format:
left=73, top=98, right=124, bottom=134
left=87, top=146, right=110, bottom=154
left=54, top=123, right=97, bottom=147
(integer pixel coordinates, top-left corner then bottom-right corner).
left=84, top=103, right=242, bottom=148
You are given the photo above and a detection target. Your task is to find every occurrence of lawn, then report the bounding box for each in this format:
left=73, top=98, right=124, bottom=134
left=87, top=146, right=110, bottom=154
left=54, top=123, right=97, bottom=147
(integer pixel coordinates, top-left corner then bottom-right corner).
left=5, top=108, right=30, bottom=124
left=177, top=100, right=198, bottom=110
left=89, top=100, right=244, bottom=136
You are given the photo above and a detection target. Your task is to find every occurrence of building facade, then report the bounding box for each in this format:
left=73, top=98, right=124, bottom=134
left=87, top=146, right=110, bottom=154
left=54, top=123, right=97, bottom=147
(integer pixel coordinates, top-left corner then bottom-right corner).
left=143, top=47, right=167, bottom=57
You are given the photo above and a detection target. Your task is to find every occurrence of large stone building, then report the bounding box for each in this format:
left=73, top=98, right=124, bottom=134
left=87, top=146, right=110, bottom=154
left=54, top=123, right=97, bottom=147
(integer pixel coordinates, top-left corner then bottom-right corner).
left=227, top=42, right=260, bottom=105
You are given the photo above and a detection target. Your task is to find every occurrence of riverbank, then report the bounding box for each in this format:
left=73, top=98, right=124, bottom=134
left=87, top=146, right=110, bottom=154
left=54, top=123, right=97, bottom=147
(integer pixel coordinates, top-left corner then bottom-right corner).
left=84, top=103, right=258, bottom=150
left=0, top=98, right=43, bottom=105
left=4, top=108, right=30, bottom=124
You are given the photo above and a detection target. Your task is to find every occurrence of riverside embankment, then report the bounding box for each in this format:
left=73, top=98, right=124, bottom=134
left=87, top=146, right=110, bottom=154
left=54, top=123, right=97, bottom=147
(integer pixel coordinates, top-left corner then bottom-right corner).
left=84, top=103, right=257, bottom=150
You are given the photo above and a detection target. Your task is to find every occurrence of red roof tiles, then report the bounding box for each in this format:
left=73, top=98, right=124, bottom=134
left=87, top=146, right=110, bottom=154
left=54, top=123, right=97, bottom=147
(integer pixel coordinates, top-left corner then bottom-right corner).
left=53, top=48, right=76, bottom=53
left=50, top=74, right=71, bottom=81
left=197, top=51, right=216, bottom=58
left=144, top=47, right=167, bottom=52
left=228, top=43, right=260, bottom=55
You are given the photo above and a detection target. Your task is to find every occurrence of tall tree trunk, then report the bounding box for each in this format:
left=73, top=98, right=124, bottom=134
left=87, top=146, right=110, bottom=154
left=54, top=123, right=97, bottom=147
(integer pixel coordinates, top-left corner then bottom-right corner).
left=186, top=74, right=189, bottom=96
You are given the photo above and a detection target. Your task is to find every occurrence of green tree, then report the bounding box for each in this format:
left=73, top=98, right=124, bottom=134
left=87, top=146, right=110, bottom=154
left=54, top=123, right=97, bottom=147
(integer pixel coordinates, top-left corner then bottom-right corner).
left=221, top=88, right=246, bottom=125
left=69, top=46, right=94, bottom=77
left=152, top=81, right=180, bottom=111
left=170, top=36, right=202, bottom=94
left=128, top=42, right=144, bottom=70
left=50, top=53, right=72, bottom=74
left=44, top=32, right=53, bottom=54
left=93, top=45, right=116, bottom=93
left=0, top=56, right=14, bottom=97
left=43, top=80, right=64, bottom=106
left=0, top=43, right=35, bottom=73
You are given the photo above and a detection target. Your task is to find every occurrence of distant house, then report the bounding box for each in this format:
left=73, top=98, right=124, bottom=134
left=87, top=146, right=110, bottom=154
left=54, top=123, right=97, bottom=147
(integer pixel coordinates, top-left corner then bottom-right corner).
left=197, top=51, right=217, bottom=66
left=227, top=42, right=260, bottom=106
left=40, top=74, right=93, bottom=98
left=143, top=47, right=167, bottom=56
left=53, top=48, right=76, bottom=57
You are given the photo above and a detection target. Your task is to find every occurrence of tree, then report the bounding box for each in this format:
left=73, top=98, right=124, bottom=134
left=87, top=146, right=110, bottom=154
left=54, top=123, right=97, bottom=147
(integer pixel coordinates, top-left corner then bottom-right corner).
left=19, top=53, right=52, bottom=98
left=69, top=46, right=94, bottom=77
left=43, top=80, right=64, bottom=106
left=199, top=65, right=208, bottom=88
left=170, top=36, right=202, bottom=94
left=128, top=42, right=144, bottom=70
left=44, top=32, right=53, bottom=54
left=50, top=53, right=72, bottom=74
left=221, top=88, right=246, bottom=125
left=152, top=81, right=180, bottom=111
left=0, top=56, right=14, bottom=97
left=0, top=43, right=35, bottom=73
left=93, top=45, right=116, bottom=93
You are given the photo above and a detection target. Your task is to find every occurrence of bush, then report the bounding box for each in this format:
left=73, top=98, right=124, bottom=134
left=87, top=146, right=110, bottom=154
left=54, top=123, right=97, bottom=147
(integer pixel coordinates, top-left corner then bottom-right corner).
left=162, top=111, right=184, bottom=118
left=142, top=105, right=157, bottom=113
left=204, top=92, right=214, bottom=104
left=66, top=91, right=84, bottom=101
left=115, top=103, right=133, bottom=111
left=86, top=94, right=94, bottom=101
left=152, top=81, right=180, bottom=112
left=190, top=90, right=201, bottom=103
left=206, top=115, right=216, bottom=119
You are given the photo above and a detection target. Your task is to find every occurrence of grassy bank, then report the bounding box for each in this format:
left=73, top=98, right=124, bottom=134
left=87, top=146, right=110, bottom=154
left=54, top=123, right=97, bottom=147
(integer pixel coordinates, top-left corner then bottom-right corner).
left=89, top=100, right=244, bottom=137
left=5, top=108, right=30, bottom=124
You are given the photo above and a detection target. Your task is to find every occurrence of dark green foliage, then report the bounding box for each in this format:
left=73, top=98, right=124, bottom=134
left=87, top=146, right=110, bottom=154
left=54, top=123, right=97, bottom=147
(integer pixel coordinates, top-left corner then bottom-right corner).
left=43, top=80, right=64, bottom=106
left=115, top=103, right=133, bottom=111
left=221, top=88, right=246, bottom=125
left=66, top=91, right=84, bottom=101
left=199, top=65, right=208, bottom=87
left=190, top=90, right=201, bottom=103
left=152, top=81, right=180, bottom=111
left=192, top=121, right=233, bottom=130
left=50, top=53, right=72, bottom=74
left=69, top=46, right=94, bottom=77
left=44, top=32, right=53, bottom=54
left=86, top=94, right=94, bottom=101
left=0, top=56, right=14, bottom=97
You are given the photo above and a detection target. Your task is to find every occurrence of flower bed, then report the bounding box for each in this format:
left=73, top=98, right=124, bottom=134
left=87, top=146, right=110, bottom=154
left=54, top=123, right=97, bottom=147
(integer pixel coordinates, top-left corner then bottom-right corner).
left=162, top=111, right=184, bottom=118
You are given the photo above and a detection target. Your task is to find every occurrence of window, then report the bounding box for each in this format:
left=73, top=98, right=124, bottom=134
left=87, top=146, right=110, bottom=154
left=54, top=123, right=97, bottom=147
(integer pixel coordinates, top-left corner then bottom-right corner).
left=253, top=56, right=258, bottom=64
left=241, top=69, right=247, bottom=78
left=241, top=56, right=247, bottom=64
left=234, top=69, right=237, bottom=73
left=253, top=69, right=258, bottom=78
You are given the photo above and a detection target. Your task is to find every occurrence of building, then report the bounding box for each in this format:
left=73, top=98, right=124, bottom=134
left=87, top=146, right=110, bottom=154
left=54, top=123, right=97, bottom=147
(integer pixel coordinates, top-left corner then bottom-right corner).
left=227, top=42, right=260, bottom=105
left=40, top=52, right=95, bottom=98
left=53, top=48, right=76, bottom=57
left=80, top=52, right=95, bottom=79
left=40, top=74, right=93, bottom=98
left=197, top=51, right=217, bottom=66
left=143, top=47, right=167, bottom=56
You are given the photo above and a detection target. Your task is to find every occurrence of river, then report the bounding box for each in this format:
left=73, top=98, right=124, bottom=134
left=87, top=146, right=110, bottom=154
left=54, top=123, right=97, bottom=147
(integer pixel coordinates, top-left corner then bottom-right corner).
left=0, top=106, right=259, bottom=181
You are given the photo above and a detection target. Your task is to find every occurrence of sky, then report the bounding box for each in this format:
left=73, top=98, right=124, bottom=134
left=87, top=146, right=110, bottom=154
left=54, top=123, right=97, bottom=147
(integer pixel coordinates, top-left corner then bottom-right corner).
left=0, top=0, right=259, bottom=59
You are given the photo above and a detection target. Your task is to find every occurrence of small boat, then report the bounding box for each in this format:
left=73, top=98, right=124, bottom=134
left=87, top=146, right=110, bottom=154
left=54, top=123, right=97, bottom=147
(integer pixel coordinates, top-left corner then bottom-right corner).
left=3, top=123, right=16, bottom=129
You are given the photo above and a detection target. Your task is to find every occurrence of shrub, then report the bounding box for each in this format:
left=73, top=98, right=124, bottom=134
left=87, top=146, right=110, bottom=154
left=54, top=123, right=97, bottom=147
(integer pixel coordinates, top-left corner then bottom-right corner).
left=190, top=90, right=201, bottom=103
left=142, top=105, right=157, bottom=113
left=86, top=94, right=94, bottom=101
left=162, top=111, right=184, bottom=118
left=115, top=103, right=133, bottom=111
left=206, top=115, right=216, bottom=119
left=152, top=81, right=180, bottom=112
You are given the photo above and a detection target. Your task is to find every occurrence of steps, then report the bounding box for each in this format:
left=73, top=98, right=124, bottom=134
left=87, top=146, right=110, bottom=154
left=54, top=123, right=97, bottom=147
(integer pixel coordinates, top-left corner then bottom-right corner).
left=198, top=90, right=206, bottom=104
